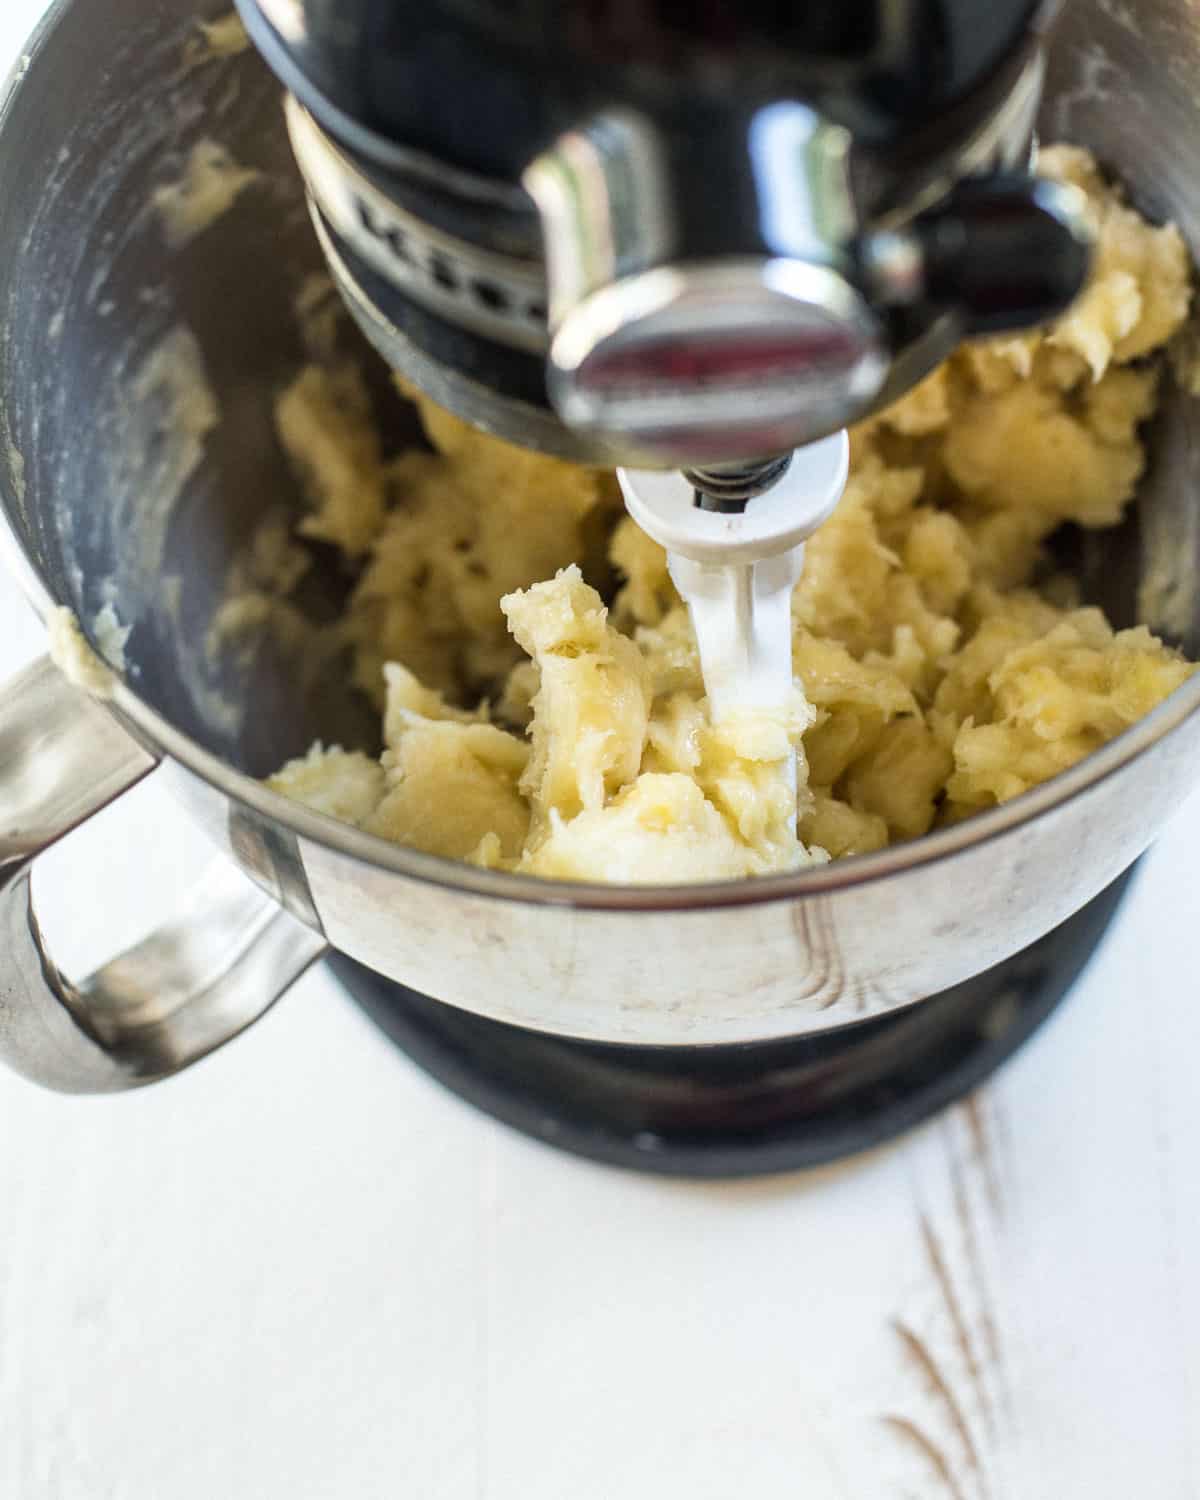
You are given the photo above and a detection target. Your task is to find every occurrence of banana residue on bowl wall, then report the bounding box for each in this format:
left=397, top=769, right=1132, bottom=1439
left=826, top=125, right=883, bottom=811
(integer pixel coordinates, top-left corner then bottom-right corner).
left=263, top=146, right=1198, bottom=884
left=47, top=606, right=120, bottom=698
left=183, top=12, right=251, bottom=68
left=48, top=599, right=131, bottom=698
left=104, top=325, right=219, bottom=592
left=94, top=322, right=250, bottom=736
left=153, top=139, right=262, bottom=250
left=93, top=601, right=131, bottom=670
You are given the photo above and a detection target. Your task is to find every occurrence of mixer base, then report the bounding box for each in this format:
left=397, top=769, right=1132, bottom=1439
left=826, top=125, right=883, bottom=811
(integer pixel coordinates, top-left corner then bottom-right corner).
left=332, top=871, right=1132, bottom=1178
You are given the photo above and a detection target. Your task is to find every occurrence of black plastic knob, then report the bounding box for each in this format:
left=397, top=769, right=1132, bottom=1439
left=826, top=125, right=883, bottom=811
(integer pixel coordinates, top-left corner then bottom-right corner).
left=912, top=173, right=1094, bottom=335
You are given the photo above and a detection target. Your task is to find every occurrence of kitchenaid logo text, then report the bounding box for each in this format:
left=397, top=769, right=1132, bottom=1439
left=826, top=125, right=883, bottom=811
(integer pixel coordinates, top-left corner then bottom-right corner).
left=353, top=196, right=547, bottom=335
left=285, top=95, right=547, bottom=353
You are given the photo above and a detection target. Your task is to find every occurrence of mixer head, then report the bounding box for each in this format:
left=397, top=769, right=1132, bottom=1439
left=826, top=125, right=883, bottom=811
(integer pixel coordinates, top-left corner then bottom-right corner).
left=235, top=0, right=1093, bottom=478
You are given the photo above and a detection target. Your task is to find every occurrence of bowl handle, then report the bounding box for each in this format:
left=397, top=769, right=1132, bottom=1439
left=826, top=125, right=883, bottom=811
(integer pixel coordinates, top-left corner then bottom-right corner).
left=0, top=656, right=328, bottom=1092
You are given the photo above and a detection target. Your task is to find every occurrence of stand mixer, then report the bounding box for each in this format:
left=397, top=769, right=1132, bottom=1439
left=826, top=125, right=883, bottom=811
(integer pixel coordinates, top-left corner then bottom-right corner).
left=236, top=0, right=1092, bottom=736
left=3, top=0, right=1199, bottom=1174
left=219, top=0, right=1100, bottom=1164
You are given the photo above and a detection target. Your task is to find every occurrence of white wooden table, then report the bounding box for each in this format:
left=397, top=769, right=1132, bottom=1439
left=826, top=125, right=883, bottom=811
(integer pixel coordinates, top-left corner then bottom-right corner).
left=2, top=4, right=1199, bottom=1495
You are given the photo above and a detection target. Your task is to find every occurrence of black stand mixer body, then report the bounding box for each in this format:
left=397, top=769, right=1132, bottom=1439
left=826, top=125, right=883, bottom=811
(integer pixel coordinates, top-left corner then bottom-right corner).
left=235, top=0, right=1090, bottom=471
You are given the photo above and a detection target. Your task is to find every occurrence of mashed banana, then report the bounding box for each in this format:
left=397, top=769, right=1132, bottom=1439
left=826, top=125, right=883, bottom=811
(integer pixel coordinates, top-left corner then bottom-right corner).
left=268, top=147, right=1196, bottom=881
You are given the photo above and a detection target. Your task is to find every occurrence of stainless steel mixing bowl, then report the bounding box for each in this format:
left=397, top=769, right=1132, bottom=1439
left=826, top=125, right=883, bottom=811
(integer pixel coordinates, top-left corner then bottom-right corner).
left=2, top=0, right=1199, bottom=1091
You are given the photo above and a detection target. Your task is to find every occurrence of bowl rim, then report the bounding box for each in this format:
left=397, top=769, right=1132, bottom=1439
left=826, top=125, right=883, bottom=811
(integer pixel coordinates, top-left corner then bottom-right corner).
left=3, top=0, right=1199, bottom=916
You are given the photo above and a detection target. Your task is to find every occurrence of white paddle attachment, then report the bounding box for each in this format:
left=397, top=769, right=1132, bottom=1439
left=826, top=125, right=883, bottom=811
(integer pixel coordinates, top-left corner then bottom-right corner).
left=618, top=433, right=849, bottom=726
